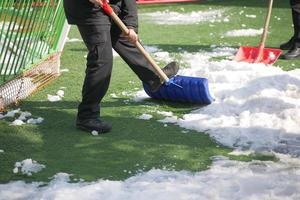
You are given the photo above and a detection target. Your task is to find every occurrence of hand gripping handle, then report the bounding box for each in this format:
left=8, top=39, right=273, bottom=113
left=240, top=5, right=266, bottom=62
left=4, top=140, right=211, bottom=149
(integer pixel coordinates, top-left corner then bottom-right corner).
left=101, top=1, right=170, bottom=83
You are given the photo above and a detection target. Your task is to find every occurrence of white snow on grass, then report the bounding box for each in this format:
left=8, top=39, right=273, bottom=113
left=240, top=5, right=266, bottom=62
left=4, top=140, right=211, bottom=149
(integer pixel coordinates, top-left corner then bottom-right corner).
left=139, top=49, right=300, bottom=156
left=0, top=109, right=44, bottom=126
left=224, top=28, right=263, bottom=37
left=1, top=155, right=299, bottom=200
left=0, top=149, right=4, bottom=153
left=60, top=68, right=70, bottom=73
left=47, top=89, right=65, bottom=102
left=140, top=9, right=225, bottom=25
left=13, top=159, right=45, bottom=176
left=66, top=37, right=83, bottom=43
left=137, top=114, right=153, bottom=120
left=11, top=119, right=25, bottom=126
left=91, top=130, right=99, bottom=136
left=245, top=14, right=256, bottom=18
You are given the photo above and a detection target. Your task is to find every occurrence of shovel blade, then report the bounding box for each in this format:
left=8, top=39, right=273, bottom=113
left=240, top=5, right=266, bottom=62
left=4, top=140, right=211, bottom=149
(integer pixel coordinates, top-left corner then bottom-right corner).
left=235, top=46, right=282, bottom=65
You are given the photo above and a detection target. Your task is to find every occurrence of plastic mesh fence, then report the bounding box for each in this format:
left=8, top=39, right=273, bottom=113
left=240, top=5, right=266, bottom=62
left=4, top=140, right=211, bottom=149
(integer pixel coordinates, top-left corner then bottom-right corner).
left=0, top=0, right=66, bottom=110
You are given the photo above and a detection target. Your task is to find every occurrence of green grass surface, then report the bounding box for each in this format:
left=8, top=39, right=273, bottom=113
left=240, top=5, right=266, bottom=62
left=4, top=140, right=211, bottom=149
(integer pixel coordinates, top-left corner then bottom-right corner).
left=0, top=0, right=293, bottom=183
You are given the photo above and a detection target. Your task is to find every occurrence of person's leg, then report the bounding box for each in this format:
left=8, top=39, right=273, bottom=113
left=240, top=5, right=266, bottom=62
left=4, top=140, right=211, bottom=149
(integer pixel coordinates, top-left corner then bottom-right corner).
left=110, top=24, right=178, bottom=92
left=76, top=24, right=113, bottom=132
left=283, top=0, right=300, bottom=59
left=291, top=0, right=300, bottom=47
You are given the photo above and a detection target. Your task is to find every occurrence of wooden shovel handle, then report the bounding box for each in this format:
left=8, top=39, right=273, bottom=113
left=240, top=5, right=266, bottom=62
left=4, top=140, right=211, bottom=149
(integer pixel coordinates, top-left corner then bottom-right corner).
left=102, top=2, right=169, bottom=83
left=260, top=0, right=274, bottom=47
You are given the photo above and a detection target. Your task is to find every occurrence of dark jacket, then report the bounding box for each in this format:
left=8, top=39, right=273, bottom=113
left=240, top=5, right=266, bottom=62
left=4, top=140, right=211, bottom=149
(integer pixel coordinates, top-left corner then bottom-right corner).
left=63, top=0, right=138, bottom=28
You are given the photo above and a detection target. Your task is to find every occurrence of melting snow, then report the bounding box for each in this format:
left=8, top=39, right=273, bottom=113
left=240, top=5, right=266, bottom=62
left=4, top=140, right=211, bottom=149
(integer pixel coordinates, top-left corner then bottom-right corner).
left=135, top=48, right=300, bottom=156
left=140, top=9, right=225, bottom=25
left=137, top=114, right=153, bottom=120
left=245, top=14, right=257, bottom=18
left=225, top=29, right=263, bottom=37
left=0, top=155, right=299, bottom=200
left=47, top=89, right=65, bottom=102
left=13, top=159, right=45, bottom=176
left=0, top=109, right=43, bottom=126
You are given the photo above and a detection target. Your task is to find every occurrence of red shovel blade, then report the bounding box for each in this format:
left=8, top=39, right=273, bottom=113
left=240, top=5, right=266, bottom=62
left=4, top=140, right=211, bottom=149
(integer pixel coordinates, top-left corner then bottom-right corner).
left=235, top=46, right=282, bottom=65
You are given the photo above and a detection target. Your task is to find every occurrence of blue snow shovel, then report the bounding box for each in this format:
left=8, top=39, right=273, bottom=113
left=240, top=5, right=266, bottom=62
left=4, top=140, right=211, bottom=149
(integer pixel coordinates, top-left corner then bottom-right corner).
left=102, top=2, right=214, bottom=104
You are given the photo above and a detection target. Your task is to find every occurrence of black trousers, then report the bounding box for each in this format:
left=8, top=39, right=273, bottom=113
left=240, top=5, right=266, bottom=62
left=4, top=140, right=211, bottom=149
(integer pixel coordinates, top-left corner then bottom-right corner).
left=291, top=0, right=300, bottom=46
left=76, top=23, right=160, bottom=120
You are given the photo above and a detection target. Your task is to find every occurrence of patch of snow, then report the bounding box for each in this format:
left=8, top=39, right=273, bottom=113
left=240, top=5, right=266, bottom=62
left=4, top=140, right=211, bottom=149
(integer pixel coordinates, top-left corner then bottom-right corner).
left=66, top=37, right=83, bottom=43
left=27, top=117, right=44, bottom=125
left=144, top=45, right=160, bottom=53
left=47, top=89, right=64, bottom=102
left=0, top=149, right=4, bottom=153
left=224, top=29, right=263, bottom=37
left=18, top=111, right=32, bottom=121
left=133, top=90, right=149, bottom=102
left=5, top=109, right=20, bottom=118
left=245, top=14, right=256, bottom=18
left=141, top=9, right=225, bottom=25
left=168, top=51, right=300, bottom=155
left=91, top=130, right=99, bottom=136
left=11, top=119, right=25, bottom=126
left=137, top=114, right=153, bottom=120
left=47, top=94, right=62, bottom=102
left=110, top=93, right=118, bottom=98
left=60, top=68, right=69, bottom=72
left=157, top=111, right=173, bottom=117
left=56, top=90, right=64, bottom=98
left=153, top=51, right=173, bottom=63
left=13, top=159, right=45, bottom=176
left=1, top=155, right=299, bottom=200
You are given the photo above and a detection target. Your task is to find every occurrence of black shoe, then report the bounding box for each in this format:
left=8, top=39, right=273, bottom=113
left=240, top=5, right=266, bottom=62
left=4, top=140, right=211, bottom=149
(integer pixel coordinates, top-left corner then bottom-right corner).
left=280, top=37, right=295, bottom=50
left=76, top=118, right=112, bottom=133
left=283, top=46, right=300, bottom=60
left=148, top=61, right=179, bottom=92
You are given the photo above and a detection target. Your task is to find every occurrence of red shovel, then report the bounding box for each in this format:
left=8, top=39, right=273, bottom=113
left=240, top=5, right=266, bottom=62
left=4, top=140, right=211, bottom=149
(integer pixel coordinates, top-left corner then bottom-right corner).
left=235, top=0, right=282, bottom=65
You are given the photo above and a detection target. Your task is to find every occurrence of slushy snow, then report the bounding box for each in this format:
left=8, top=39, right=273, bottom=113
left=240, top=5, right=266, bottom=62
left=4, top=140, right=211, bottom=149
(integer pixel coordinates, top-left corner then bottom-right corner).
left=137, top=114, right=153, bottom=120
left=141, top=9, right=225, bottom=25
left=47, top=89, right=64, bottom=102
left=1, top=155, right=299, bottom=200
left=0, top=109, right=44, bottom=126
left=136, top=49, right=300, bottom=156
left=13, top=159, right=45, bottom=176
left=224, top=29, right=263, bottom=37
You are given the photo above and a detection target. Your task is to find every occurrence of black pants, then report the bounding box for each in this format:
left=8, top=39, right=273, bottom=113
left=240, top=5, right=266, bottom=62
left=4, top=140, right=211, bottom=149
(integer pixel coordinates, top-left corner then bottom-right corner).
left=76, top=23, right=160, bottom=120
left=291, top=0, right=300, bottom=46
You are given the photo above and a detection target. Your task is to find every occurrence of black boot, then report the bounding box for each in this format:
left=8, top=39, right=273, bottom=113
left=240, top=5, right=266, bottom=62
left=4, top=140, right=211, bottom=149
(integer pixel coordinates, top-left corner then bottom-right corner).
left=148, top=61, right=179, bottom=92
left=76, top=118, right=112, bottom=133
left=283, top=45, right=300, bottom=60
left=280, top=37, right=295, bottom=50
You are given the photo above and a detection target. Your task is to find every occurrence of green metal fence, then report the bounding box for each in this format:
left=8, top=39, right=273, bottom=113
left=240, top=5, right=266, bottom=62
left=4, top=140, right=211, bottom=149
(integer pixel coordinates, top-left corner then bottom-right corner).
left=0, top=0, right=66, bottom=84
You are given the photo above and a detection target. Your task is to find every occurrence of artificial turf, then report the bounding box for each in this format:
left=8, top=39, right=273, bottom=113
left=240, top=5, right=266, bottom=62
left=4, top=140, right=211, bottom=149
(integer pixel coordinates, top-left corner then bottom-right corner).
left=0, top=0, right=292, bottom=183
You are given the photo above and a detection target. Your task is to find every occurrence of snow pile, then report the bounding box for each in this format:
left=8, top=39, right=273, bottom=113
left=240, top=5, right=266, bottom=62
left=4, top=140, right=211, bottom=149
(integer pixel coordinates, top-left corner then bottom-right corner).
left=13, top=159, right=45, bottom=176
left=224, top=28, right=263, bottom=37
left=1, top=155, right=299, bottom=200
left=0, top=109, right=44, bottom=126
left=47, top=89, right=65, bottom=102
left=0, top=149, right=4, bottom=153
left=140, top=9, right=225, bottom=25
left=142, top=50, right=300, bottom=155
